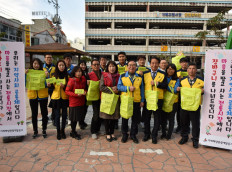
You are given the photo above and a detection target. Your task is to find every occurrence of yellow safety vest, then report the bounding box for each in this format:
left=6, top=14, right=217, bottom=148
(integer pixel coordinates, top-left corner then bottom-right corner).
left=121, top=74, right=142, bottom=103
left=144, top=71, right=165, bottom=99
left=51, top=77, right=68, bottom=100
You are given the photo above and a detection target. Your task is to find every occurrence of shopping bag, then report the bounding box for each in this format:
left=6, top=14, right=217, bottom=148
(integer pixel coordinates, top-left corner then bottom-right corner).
left=120, top=88, right=134, bottom=119
left=181, top=87, right=201, bottom=111
left=145, top=90, right=159, bottom=111
left=86, top=80, right=100, bottom=101
left=100, top=87, right=119, bottom=115
left=145, top=83, right=159, bottom=111
left=162, top=87, right=178, bottom=113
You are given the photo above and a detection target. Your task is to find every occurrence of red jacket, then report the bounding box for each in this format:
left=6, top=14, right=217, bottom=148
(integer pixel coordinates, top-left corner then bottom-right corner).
left=88, top=70, right=101, bottom=81
left=65, top=76, right=87, bottom=107
left=102, top=72, right=120, bottom=87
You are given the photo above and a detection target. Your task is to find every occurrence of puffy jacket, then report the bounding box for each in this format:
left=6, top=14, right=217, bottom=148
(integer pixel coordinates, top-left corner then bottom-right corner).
left=65, top=76, right=87, bottom=107
left=102, top=72, right=120, bottom=87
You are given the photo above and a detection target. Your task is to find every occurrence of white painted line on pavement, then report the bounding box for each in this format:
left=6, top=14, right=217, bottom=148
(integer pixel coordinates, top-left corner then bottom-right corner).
left=139, top=149, right=164, bottom=154
left=90, top=151, right=114, bottom=156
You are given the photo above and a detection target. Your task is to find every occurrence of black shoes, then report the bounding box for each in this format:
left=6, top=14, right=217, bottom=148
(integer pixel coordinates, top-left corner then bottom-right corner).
left=142, top=135, right=150, bottom=142
left=32, top=131, right=38, bottom=139
left=42, top=130, right=47, bottom=138
left=166, top=135, right=171, bottom=140
left=130, top=135, right=139, bottom=144
left=70, top=132, right=81, bottom=140
left=111, top=135, right=117, bottom=141
left=61, top=130, right=66, bottom=139
left=193, top=140, right=199, bottom=149
left=57, top=131, right=61, bottom=140
left=152, top=137, right=157, bottom=144
left=178, top=138, right=188, bottom=145
left=106, top=135, right=112, bottom=142
left=161, top=134, right=166, bottom=139
left=121, top=134, right=128, bottom=143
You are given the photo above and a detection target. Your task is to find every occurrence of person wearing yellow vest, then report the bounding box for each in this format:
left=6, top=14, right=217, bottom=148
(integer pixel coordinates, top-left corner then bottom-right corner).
left=63, top=53, right=74, bottom=76
left=177, top=62, right=204, bottom=149
left=116, top=51, right=128, bottom=129
left=117, top=51, right=128, bottom=75
left=117, top=60, right=144, bottom=144
left=161, top=63, right=180, bottom=140
left=26, top=58, right=49, bottom=139
left=135, top=55, right=150, bottom=129
left=175, top=57, right=189, bottom=133
left=43, top=53, right=56, bottom=126
left=143, top=57, right=168, bottom=144
left=47, top=60, right=69, bottom=140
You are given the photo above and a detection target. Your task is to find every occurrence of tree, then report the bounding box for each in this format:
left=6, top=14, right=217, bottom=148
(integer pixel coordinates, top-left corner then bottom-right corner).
left=81, top=56, right=91, bottom=62
left=195, top=9, right=232, bottom=48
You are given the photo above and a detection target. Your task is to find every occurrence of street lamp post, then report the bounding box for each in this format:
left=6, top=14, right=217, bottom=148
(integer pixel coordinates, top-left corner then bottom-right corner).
left=48, top=0, right=62, bottom=43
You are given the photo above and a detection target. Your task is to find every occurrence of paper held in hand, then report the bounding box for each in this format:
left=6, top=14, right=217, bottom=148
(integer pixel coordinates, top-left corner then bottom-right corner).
left=56, top=79, right=66, bottom=85
left=75, top=89, right=84, bottom=94
left=138, top=67, right=147, bottom=72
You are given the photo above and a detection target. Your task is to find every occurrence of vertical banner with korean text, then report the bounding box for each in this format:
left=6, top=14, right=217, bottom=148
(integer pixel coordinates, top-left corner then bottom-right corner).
left=200, top=50, right=232, bottom=150
left=0, top=42, right=26, bottom=136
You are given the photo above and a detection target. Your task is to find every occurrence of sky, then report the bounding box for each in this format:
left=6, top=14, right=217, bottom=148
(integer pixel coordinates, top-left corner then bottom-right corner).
left=0, top=0, right=85, bottom=41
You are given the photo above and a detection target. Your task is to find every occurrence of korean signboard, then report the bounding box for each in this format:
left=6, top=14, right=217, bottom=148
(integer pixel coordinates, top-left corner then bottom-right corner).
left=0, top=42, right=26, bottom=136
left=200, top=50, right=232, bottom=150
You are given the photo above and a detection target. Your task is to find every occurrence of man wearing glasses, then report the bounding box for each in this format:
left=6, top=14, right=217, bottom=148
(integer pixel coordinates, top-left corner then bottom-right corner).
left=117, top=60, right=144, bottom=144
left=87, top=59, right=102, bottom=139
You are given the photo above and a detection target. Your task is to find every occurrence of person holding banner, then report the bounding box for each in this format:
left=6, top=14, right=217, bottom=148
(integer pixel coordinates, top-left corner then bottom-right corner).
left=117, top=60, right=144, bottom=144
left=143, top=57, right=167, bottom=144
left=48, top=60, right=69, bottom=140
left=26, top=58, right=49, bottom=139
left=177, top=62, right=204, bottom=148
left=43, top=53, right=56, bottom=126
left=161, top=63, right=180, bottom=140
left=100, top=61, right=120, bottom=142
left=78, top=60, right=89, bottom=130
left=135, top=55, right=150, bottom=129
left=63, top=53, right=74, bottom=76
left=87, top=59, right=102, bottom=139
left=65, top=66, right=87, bottom=140
left=175, top=57, right=189, bottom=133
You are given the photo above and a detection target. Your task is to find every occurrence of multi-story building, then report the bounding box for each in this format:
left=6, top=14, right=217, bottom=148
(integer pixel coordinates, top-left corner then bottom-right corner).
left=85, top=0, right=232, bottom=68
left=0, top=16, right=23, bottom=42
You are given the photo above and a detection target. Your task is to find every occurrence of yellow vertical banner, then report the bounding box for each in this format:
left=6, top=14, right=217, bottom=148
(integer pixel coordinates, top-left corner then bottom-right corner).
left=25, top=25, right=31, bottom=47
left=193, top=46, right=200, bottom=52
left=161, top=45, right=168, bottom=51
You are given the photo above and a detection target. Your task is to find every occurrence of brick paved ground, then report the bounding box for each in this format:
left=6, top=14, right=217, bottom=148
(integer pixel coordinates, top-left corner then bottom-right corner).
left=1, top=102, right=232, bottom=171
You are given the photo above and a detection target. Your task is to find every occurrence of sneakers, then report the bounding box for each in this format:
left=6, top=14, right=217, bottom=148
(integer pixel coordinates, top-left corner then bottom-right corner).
left=92, top=134, right=97, bottom=139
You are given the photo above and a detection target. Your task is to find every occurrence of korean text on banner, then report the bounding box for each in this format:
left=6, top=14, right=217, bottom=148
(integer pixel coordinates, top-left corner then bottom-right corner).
left=0, top=42, right=27, bottom=136
left=199, top=50, right=232, bottom=150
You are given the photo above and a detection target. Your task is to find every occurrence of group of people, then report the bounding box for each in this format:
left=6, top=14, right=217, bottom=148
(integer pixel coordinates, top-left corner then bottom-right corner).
left=26, top=51, right=204, bottom=149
